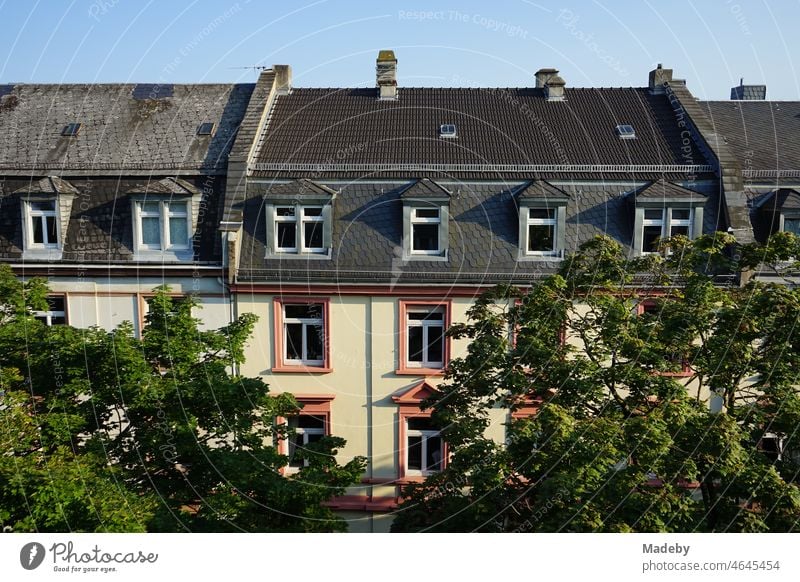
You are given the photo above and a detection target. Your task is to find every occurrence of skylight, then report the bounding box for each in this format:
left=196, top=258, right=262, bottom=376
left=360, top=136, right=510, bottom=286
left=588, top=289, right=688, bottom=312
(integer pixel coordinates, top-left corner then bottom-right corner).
left=197, top=122, right=215, bottom=136
left=616, top=124, right=636, bottom=139
left=439, top=124, right=457, bottom=138
left=61, top=123, right=81, bottom=137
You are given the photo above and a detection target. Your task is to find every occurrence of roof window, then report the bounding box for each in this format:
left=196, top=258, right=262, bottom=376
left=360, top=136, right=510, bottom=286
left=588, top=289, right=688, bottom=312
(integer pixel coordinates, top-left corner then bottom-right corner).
left=439, top=124, right=457, bottom=138
left=61, top=123, right=81, bottom=137
left=616, top=124, right=636, bottom=139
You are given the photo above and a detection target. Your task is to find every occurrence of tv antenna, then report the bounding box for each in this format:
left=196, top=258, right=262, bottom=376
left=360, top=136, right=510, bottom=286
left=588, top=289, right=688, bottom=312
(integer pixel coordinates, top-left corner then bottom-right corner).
left=229, top=66, right=270, bottom=72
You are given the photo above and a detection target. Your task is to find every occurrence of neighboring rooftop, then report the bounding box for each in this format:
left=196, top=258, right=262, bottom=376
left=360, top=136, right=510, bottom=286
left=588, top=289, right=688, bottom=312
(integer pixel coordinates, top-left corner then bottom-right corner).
left=253, top=86, right=710, bottom=177
left=700, top=100, right=800, bottom=176
left=0, top=83, right=254, bottom=175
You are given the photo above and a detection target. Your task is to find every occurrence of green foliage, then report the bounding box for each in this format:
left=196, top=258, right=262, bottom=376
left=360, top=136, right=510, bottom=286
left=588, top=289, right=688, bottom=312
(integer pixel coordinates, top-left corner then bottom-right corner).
left=393, top=234, right=800, bottom=532
left=0, top=272, right=364, bottom=532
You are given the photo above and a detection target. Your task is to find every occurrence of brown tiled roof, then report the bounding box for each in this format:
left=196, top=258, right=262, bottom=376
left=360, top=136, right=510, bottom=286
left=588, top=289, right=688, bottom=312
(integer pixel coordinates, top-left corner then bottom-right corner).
left=700, top=100, right=800, bottom=174
left=253, top=87, right=709, bottom=174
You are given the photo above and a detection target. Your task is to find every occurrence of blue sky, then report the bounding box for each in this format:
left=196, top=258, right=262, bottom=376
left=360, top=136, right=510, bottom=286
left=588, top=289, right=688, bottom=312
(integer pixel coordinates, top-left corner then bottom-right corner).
left=0, top=0, right=798, bottom=99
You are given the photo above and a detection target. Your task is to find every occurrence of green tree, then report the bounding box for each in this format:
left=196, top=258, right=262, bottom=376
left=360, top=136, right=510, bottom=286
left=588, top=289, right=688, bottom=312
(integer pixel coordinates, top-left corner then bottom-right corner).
left=0, top=267, right=364, bottom=532
left=392, top=235, right=800, bottom=532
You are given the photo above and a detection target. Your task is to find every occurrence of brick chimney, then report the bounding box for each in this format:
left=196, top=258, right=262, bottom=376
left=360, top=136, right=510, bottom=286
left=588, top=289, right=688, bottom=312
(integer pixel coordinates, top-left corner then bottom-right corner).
left=376, top=50, right=397, bottom=100
left=535, top=68, right=559, bottom=88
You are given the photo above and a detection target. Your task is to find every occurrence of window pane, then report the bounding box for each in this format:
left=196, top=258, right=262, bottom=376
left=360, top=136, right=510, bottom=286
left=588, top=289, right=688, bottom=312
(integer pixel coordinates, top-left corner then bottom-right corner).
left=276, top=207, right=295, bottom=217
left=47, top=297, right=65, bottom=311
left=529, top=208, right=555, bottom=220
left=32, top=217, right=44, bottom=244
left=303, top=207, right=322, bottom=217
left=408, top=417, right=435, bottom=431
left=45, top=216, right=57, bottom=243
left=670, top=225, right=689, bottom=238
left=427, top=325, right=444, bottom=364
left=31, top=200, right=55, bottom=212
left=426, top=436, right=443, bottom=471
left=296, top=415, right=325, bottom=430
left=169, top=217, right=188, bottom=246
left=306, top=324, right=324, bottom=361
left=277, top=223, right=296, bottom=249
left=142, top=217, right=161, bottom=246
left=408, top=310, right=443, bottom=321
left=643, top=225, right=662, bottom=252
left=415, top=208, right=439, bottom=219
left=644, top=208, right=663, bottom=221
left=407, top=436, right=423, bottom=471
left=142, top=202, right=159, bottom=214
left=304, top=221, right=323, bottom=249
left=412, top=224, right=439, bottom=251
left=285, top=322, right=303, bottom=360
left=528, top=224, right=554, bottom=251
left=671, top=208, right=691, bottom=221
left=285, top=304, right=321, bottom=319
left=49, top=315, right=66, bottom=325
left=408, top=326, right=424, bottom=362
left=288, top=434, right=305, bottom=467
left=784, top=218, right=800, bottom=236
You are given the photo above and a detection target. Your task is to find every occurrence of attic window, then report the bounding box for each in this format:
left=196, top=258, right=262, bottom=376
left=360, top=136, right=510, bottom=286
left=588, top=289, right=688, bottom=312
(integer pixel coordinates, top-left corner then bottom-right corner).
left=616, top=124, right=636, bottom=139
left=439, top=124, right=457, bottom=138
left=61, top=123, right=81, bottom=137
left=197, top=122, right=215, bottom=136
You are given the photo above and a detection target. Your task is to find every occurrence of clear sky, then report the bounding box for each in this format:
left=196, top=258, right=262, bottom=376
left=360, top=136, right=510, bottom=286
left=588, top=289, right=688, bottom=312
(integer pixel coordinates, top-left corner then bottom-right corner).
left=0, top=0, right=798, bottom=100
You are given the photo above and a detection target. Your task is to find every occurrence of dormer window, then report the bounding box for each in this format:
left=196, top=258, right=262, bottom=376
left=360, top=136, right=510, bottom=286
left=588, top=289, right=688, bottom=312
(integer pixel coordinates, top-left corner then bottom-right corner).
left=25, top=199, right=59, bottom=248
left=128, top=178, right=202, bottom=261
left=632, top=180, right=706, bottom=256
left=134, top=200, right=191, bottom=252
left=15, top=177, right=78, bottom=261
left=263, top=179, right=335, bottom=258
left=515, top=180, right=568, bottom=260
left=401, top=179, right=451, bottom=261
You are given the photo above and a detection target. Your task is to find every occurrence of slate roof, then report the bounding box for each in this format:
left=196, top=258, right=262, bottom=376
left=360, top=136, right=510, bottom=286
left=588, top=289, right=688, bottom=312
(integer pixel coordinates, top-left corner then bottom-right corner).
left=515, top=180, right=569, bottom=202
left=0, top=83, right=254, bottom=175
left=700, top=101, right=800, bottom=174
left=634, top=179, right=707, bottom=201
left=400, top=179, right=452, bottom=200
left=252, top=87, right=710, bottom=177
left=12, top=175, right=80, bottom=195
left=236, top=179, right=722, bottom=284
left=0, top=176, right=225, bottom=263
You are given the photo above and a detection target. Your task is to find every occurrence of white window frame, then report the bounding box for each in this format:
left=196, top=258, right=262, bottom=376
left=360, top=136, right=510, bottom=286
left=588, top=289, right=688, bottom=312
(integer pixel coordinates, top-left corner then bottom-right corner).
left=410, top=207, right=441, bottom=255
left=286, top=416, right=326, bottom=472
left=526, top=207, right=557, bottom=255
left=24, top=199, right=60, bottom=249
left=640, top=208, right=693, bottom=254
left=405, top=420, right=443, bottom=476
left=273, top=205, right=326, bottom=254
left=134, top=199, right=191, bottom=252
left=406, top=306, right=445, bottom=369
left=282, top=303, right=325, bottom=366
left=33, top=296, right=66, bottom=326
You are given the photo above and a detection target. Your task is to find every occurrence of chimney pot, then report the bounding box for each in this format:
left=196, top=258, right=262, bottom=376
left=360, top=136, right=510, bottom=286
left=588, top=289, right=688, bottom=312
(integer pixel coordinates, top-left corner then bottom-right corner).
left=545, top=74, right=566, bottom=101
left=535, top=68, right=559, bottom=89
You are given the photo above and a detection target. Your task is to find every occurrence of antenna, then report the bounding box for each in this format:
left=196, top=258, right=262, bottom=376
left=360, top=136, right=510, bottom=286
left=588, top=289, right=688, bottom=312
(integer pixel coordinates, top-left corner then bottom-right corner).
left=229, top=66, right=271, bottom=72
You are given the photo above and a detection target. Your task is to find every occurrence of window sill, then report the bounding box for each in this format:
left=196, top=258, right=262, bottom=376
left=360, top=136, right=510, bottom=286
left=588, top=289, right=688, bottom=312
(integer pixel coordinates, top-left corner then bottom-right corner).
left=403, top=252, right=449, bottom=262
left=265, top=250, right=332, bottom=260
left=133, top=250, right=194, bottom=262
left=395, top=367, right=445, bottom=376
left=271, top=365, right=333, bottom=374
left=22, top=249, right=63, bottom=261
